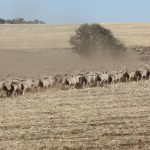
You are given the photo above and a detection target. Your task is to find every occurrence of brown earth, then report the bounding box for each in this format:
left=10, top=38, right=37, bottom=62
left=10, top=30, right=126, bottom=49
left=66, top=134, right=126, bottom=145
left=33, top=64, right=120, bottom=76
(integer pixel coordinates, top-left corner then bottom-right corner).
left=1, top=81, right=150, bottom=150
left=1, top=23, right=150, bottom=78
left=0, top=23, right=150, bottom=150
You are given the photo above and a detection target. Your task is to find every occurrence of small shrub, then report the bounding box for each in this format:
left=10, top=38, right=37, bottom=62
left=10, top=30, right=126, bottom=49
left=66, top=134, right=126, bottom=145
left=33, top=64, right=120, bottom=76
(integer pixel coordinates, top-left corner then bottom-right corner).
left=69, top=23, right=126, bottom=57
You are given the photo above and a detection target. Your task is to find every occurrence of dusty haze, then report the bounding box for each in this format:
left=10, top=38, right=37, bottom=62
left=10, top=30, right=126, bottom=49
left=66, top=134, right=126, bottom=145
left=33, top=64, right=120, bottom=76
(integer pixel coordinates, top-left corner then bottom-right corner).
left=0, top=23, right=149, bottom=78
left=1, top=23, right=150, bottom=150
left=0, top=47, right=142, bottom=78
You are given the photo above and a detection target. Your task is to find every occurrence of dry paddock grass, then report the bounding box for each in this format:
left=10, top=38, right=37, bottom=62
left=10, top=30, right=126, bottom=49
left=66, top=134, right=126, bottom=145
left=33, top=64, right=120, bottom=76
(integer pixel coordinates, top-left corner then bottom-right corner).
left=0, top=23, right=150, bottom=150
left=1, top=23, right=150, bottom=50
left=1, top=23, right=150, bottom=77
left=0, top=80, right=150, bottom=150
left=1, top=23, right=148, bottom=76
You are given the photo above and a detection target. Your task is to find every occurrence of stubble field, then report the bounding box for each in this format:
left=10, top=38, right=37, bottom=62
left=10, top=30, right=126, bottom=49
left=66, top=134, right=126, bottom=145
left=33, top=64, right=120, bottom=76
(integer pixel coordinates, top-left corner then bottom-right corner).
left=1, top=81, right=150, bottom=150
left=0, top=23, right=150, bottom=77
left=0, top=23, right=150, bottom=149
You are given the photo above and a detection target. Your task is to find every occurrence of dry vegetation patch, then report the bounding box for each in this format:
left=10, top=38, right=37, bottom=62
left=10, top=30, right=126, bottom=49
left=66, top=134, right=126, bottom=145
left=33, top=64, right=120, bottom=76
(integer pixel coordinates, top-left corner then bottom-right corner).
left=0, top=80, right=150, bottom=149
left=0, top=23, right=150, bottom=50
left=0, top=23, right=150, bottom=149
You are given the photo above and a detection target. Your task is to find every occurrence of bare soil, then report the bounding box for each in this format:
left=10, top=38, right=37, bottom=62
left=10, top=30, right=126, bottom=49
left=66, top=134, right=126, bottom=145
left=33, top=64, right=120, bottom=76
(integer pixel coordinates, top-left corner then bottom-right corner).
left=1, top=81, right=150, bottom=150
left=0, top=23, right=150, bottom=150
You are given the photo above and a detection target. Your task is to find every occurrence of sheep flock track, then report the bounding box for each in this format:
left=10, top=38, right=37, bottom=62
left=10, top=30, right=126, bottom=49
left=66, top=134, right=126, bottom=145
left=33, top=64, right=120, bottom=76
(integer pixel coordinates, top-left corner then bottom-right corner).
left=0, top=68, right=150, bottom=98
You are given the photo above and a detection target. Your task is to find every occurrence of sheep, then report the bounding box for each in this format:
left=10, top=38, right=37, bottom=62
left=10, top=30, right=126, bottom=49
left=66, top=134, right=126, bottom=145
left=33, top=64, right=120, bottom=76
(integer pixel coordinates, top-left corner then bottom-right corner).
left=86, top=74, right=94, bottom=88
left=78, top=74, right=88, bottom=88
left=67, top=74, right=82, bottom=89
left=21, top=79, right=34, bottom=95
left=32, top=79, right=40, bottom=92
left=113, top=70, right=130, bottom=83
left=54, top=74, right=64, bottom=88
left=39, top=78, right=50, bottom=90
left=93, top=73, right=102, bottom=87
left=0, top=79, right=12, bottom=97
left=121, top=70, right=130, bottom=82
left=47, top=75, right=56, bottom=88
left=140, top=68, right=150, bottom=80
left=10, top=80, right=23, bottom=97
left=129, top=70, right=142, bottom=82
left=1, top=66, right=150, bottom=98
left=100, top=72, right=112, bottom=86
left=0, top=79, right=5, bottom=91
left=61, top=76, right=70, bottom=90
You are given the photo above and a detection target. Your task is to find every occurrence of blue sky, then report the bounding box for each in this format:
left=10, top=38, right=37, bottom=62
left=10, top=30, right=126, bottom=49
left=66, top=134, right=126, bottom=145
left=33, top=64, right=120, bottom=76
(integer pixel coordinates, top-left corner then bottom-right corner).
left=0, top=0, right=150, bottom=23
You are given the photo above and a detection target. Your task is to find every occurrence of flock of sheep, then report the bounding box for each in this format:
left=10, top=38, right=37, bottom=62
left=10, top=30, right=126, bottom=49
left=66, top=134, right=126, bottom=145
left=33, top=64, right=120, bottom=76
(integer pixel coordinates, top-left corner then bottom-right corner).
left=0, top=68, right=150, bottom=98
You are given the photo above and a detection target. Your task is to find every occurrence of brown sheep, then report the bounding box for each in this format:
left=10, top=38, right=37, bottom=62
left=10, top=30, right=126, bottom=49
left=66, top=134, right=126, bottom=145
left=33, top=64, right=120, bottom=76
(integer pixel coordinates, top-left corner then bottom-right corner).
left=113, top=70, right=130, bottom=83
left=129, top=70, right=142, bottom=82
left=0, top=79, right=12, bottom=97
left=54, top=74, right=64, bottom=88
left=39, top=78, right=50, bottom=90
left=93, top=73, right=102, bottom=87
left=78, top=74, right=88, bottom=88
left=10, top=80, right=23, bottom=97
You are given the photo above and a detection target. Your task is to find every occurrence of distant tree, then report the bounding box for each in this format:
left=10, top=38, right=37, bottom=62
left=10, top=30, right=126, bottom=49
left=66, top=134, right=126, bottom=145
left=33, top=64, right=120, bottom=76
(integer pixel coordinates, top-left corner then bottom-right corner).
left=31, top=20, right=45, bottom=24
left=11, top=18, right=25, bottom=24
left=0, top=17, right=46, bottom=24
left=33, top=20, right=39, bottom=24
left=69, top=23, right=126, bottom=57
left=0, top=18, right=5, bottom=24
left=39, top=20, right=45, bottom=24
left=5, top=19, right=13, bottom=24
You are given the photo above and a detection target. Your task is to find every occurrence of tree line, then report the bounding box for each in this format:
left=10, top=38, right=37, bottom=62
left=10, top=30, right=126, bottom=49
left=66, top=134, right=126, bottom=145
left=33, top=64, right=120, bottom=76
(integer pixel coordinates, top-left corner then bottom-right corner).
left=0, top=18, right=45, bottom=24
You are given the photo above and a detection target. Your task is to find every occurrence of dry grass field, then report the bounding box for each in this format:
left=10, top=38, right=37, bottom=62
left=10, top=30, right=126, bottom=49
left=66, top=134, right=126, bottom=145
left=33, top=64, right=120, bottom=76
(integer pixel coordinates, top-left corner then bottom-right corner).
left=1, top=23, right=150, bottom=77
left=0, top=23, right=150, bottom=149
left=1, top=23, right=150, bottom=49
left=1, top=81, right=150, bottom=150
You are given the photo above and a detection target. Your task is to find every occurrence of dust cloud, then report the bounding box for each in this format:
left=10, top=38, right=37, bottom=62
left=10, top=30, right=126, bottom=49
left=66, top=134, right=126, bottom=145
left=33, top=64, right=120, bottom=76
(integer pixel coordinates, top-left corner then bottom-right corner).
left=0, top=47, right=142, bottom=78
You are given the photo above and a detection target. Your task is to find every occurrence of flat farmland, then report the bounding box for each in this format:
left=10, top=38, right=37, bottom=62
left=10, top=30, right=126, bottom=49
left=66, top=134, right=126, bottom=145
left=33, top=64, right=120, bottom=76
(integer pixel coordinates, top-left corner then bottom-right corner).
left=0, top=23, right=150, bottom=150
left=0, top=23, right=150, bottom=77
left=0, top=23, right=150, bottom=49
left=1, top=81, right=150, bottom=150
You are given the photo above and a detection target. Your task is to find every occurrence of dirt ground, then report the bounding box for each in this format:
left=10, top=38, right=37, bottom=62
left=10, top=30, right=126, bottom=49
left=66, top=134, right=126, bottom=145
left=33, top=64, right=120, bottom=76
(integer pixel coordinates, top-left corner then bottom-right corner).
left=0, top=47, right=146, bottom=79
left=0, top=23, right=150, bottom=150
left=1, top=81, right=150, bottom=150
left=1, top=23, right=150, bottom=78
